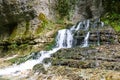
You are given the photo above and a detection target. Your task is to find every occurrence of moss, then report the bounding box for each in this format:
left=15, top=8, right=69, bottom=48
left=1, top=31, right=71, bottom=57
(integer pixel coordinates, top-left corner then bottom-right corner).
left=8, top=49, right=34, bottom=64
left=8, top=43, right=18, bottom=50
left=102, top=0, right=120, bottom=33
left=35, top=20, right=55, bottom=35
left=35, top=24, right=43, bottom=34
left=35, top=22, right=48, bottom=35
left=36, top=13, right=50, bottom=35
left=9, top=26, right=17, bottom=40
left=55, top=19, right=64, bottom=24
left=33, top=64, right=47, bottom=74
left=38, top=13, right=48, bottom=23
left=51, top=58, right=87, bottom=68
left=20, top=21, right=33, bottom=40
left=44, top=39, right=56, bottom=50
left=101, top=13, right=120, bottom=32
left=8, top=55, right=27, bottom=64
left=24, top=21, right=30, bottom=36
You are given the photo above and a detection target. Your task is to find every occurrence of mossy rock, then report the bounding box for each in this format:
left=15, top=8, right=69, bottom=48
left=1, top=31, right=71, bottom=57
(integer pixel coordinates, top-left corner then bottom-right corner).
left=38, top=13, right=48, bottom=23
left=51, top=47, right=97, bottom=59
left=8, top=55, right=30, bottom=64
left=43, top=58, right=52, bottom=64
left=35, top=24, right=43, bottom=34
left=9, top=26, right=18, bottom=41
left=51, top=58, right=91, bottom=68
left=33, top=64, right=47, bottom=74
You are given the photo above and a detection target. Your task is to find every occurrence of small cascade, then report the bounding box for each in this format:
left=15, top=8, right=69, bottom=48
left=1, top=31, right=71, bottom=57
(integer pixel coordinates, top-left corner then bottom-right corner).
left=82, top=31, right=90, bottom=47
left=101, top=22, right=104, bottom=27
left=86, top=20, right=90, bottom=30
left=0, top=28, right=74, bottom=76
left=97, top=31, right=100, bottom=45
left=71, top=19, right=90, bottom=31
left=56, top=29, right=73, bottom=48
left=0, top=18, right=106, bottom=77
left=75, top=22, right=82, bottom=31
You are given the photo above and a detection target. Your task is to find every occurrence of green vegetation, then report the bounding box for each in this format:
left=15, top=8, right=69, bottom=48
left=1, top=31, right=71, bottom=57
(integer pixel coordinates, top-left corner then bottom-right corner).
left=8, top=43, right=18, bottom=49
left=101, top=13, right=120, bottom=32
left=44, top=38, right=56, bottom=50
left=36, top=13, right=49, bottom=34
left=23, top=21, right=31, bottom=38
left=55, top=0, right=78, bottom=18
left=38, top=13, right=48, bottom=23
left=9, top=26, right=17, bottom=41
left=102, top=0, right=120, bottom=32
left=8, top=55, right=30, bottom=64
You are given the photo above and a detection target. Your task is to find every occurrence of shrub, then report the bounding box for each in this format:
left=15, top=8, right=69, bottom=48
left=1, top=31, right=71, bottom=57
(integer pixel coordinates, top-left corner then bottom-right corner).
left=55, top=0, right=78, bottom=18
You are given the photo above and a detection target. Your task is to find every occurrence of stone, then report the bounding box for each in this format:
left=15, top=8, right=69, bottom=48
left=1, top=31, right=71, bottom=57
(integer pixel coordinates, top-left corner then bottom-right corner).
left=0, top=0, right=105, bottom=56
left=33, top=64, right=46, bottom=74
left=50, top=45, right=120, bottom=70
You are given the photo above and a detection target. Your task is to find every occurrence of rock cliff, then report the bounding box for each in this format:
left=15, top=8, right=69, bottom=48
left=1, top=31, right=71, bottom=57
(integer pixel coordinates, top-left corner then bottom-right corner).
left=0, top=0, right=105, bottom=56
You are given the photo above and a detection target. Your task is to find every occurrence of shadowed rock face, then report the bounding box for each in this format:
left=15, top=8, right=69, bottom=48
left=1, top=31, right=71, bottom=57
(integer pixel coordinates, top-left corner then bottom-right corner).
left=0, top=0, right=103, bottom=26
left=0, top=0, right=37, bottom=26
left=0, top=0, right=104, bottom=55
left=74, top=27, right=117, bottom=46
left=71, top=0, right=103, bottom=23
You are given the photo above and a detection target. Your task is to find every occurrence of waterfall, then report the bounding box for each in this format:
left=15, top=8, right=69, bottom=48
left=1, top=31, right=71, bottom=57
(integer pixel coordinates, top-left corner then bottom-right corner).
left=0, top=19, right=104, bottom=77
left=85, top=20, right=90, bottom=30
left=0, top=28, right=73, bottom=76
left=56, top=29, right=73, bottom=48
left=82, top=31, right=90, bottom=47
left=70, top=19, right=90, bottom=31
left=75, top=22, right=82, bottom=31
left=97, top=31, right=100, bottom=45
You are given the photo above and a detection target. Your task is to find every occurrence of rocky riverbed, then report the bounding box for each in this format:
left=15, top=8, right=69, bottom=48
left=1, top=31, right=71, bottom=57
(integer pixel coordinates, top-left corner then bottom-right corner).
left=35, top=44, right=120, bottom=80
left=0, top=44, right=119, bottom=80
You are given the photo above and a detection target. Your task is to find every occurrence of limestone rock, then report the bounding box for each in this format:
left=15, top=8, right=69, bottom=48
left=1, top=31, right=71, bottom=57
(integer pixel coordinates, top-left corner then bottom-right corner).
left=0, top=0, right=104, bottom=55
left=0, top=0, right=36, bottom=26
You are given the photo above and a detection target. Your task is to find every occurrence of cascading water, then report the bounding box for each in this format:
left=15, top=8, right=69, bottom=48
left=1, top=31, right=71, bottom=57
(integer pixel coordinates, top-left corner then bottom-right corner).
left=0, top=29, right=73, bottom=76
left=0, top=19, right=104, bottom=78
left=56, top=29, right=73, bottom=48
left=97, top=31, right=100, bottom=46
left=82, top=31, right=90, bottom=47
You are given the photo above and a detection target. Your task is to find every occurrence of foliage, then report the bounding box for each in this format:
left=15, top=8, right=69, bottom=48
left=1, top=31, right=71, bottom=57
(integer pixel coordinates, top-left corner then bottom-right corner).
left=8, top=43, right=18, bottom=49
left=102, top=0, right=120, bottom=32
left=102, top=0, right=120, bottom=14
left=101, top=13, right=120, bottom=32
left=55, top=0, right=78, bottom=18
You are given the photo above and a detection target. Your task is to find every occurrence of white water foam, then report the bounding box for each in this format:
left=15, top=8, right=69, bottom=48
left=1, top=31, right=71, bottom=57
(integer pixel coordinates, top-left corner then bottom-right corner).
left=0, top=19, right=104, bottom=77
left=0, top=29, right=73, bottom=76
left=82, top=31, right=90, bottom=47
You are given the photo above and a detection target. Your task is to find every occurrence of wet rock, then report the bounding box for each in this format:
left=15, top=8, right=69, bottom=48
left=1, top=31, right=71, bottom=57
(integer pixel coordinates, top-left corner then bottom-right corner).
left=67, top=73, right=84, bottom=80
left=0, top=0, right=104, bottom=56
left=0, top=0, right=36, bottom=26
left=71, top=0, right=103, bottom=23
left=74, top=24, right=117, bottom=46
left=33, top=64, right=46, bottom=74
left=43, top=58, right=52, bottom=64
left=51, top=45, right=120, bottom=71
